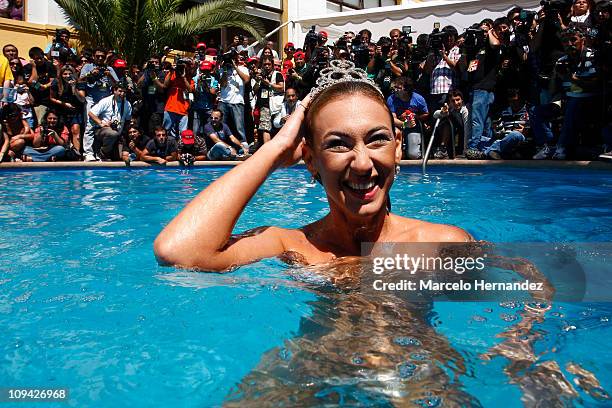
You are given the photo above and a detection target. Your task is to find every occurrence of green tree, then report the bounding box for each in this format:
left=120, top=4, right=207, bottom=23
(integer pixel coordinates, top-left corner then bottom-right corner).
left=54, top=0, right=264, bottom=65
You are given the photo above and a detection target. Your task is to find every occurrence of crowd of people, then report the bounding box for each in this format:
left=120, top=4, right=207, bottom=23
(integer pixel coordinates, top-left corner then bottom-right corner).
left=0, top=0, right=611, bottom=164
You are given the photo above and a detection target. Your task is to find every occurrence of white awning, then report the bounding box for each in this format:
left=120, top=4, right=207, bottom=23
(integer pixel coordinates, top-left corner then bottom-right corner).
left=289, top=0, right=539, bottom=45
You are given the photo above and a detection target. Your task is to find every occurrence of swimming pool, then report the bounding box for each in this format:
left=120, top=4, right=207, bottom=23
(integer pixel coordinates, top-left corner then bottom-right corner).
left=0, top=166, right=611, bottom=407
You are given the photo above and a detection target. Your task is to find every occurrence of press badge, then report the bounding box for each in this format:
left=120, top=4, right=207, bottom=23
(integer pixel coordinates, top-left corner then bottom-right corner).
left=148, top=85, right=156, bottom=95
left=468, top=60, right=479, bottom=72
left=261, top=90, right=269, bottom=99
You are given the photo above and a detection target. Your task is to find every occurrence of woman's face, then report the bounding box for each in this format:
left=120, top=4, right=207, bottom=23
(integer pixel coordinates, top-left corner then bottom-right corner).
left=46, top=113, right=58, bottom=128
left=305, top=93, right=401, bottom=219
left=263, top=48, right=273, bottom=57
left=573, top=0, right=589, bottom=15
left=9, top=59, right=20, bottom=73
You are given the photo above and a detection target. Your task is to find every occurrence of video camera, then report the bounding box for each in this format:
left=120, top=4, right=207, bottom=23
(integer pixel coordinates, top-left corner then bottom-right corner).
left=352, top=38, right=371, bottom=68
left=463, top=27, right=487, bottom=53
left=429, top=29, right=448, bottom=54
left=221, top=48, right=238, bottom=64
left=174, top=58, right=191, bottom=77
left=540, top=0, right=572, bottom=25
left=305, top=26, right=325, bottom=48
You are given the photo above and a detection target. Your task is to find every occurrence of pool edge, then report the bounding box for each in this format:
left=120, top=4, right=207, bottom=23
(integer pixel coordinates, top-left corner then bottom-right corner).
left=0, top=159, right=611, bottom=171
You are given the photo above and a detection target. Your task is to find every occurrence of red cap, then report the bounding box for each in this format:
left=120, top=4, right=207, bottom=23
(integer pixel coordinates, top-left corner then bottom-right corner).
left=282, top=60, right=293, bottom=69
left=196, top=42, right=207, bottom=49
left=293, top=51, right=305, bottom=59
left=113, top=59, right=127, bottom=69
left=320, top=31, right=328, bottom=38
left=205, top=48, right=218, bottom=56
left=199, top=61, right=214, bottom=71
left=284, top=42, right=295, bottom=49
left=181, top=129, right=195, bottom=145
left=247, top=57, right=259, bottom=64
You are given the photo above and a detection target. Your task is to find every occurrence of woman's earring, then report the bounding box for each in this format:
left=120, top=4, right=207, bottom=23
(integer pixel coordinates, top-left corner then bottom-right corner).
left=394, top=165, right=401, bottom=180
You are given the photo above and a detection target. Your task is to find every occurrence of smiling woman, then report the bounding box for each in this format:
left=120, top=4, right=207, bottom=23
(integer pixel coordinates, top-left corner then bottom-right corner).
left=154, top=61, right=471, bottom=272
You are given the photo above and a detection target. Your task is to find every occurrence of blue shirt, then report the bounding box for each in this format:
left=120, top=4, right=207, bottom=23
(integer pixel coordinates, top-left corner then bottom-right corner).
left=386, top=92, right=429, bottom=116
left=79, top=63, right=119, bottom=104
left=192, top=73, right=219, bottom=110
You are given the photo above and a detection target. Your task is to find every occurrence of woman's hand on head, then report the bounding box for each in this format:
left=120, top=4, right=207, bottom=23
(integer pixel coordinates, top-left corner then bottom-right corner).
left=271, top=94, right=311, bottom=167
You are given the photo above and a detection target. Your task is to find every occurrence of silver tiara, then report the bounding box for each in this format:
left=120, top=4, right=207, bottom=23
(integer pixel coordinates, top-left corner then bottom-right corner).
left=309, top=60, right=382, bottom=100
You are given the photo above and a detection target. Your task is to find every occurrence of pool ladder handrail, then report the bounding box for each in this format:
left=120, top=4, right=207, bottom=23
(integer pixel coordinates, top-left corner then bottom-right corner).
left=421, top=117, right=455, bottom=173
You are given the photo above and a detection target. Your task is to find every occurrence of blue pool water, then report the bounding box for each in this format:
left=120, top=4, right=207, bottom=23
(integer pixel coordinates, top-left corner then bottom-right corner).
left=0, top=166, right=611, bottom=407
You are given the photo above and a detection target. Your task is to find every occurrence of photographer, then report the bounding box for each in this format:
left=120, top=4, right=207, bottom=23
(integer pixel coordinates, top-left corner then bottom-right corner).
left=79, top=47, right=119, bottom=161
left=285, top=50, right=314, bottom=99
left=387, top=76, right=429, bottom=159
left=160, top=58, right=194, bottom=140
left=485, top=89, right=529, bottom=159
left=45, top=29, right=76, bottom=61
left=421, top=25, right=461, bottom=113
left=432, top=90, right=470, bottom=158
left=50, top=65, right=86, bottom=155
left=218, top=50, right=250, bottom=152
left=120, top=125, right=149, bottom=164
left=457, top=22, right=502, bottom=158
left=22, top=109, right=69, bottom=162
left=253, top=56, right=284, bottom=146
left=24, top=47, right=57, bottom=127
left=136, top=56, right=166, bottom=135
left=548, top=25, right=602, bottom=159
left=204, top=109, right=245, bottom=160
left=87, top=81, right=132, bottom=161
left=192, top=61, right=219, bottom=138
left=177, top=129, right=207, bottom=165
left=367, top=36, right=404, bottom=97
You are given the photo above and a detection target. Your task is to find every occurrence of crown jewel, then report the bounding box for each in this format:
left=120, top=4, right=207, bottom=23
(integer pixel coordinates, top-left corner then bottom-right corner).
left=309, top=60, right=382, bottom=100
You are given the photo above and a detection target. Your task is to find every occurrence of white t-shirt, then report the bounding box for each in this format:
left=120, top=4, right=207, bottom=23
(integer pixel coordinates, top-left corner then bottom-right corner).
left=90, top=94, right=132, bottom=133
left=219, top=66, right=249, bottom=105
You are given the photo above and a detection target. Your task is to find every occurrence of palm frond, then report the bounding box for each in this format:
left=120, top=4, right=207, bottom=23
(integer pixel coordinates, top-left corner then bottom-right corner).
left=54, top=0, right=119, bottom=49
left=54, top=0, right=265, bottom=65
left=167, top=0, right=265, bottom=41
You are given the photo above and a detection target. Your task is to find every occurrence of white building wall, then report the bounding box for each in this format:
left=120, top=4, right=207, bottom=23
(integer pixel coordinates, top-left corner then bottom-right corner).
left=28, top=0, right=70, bottom=26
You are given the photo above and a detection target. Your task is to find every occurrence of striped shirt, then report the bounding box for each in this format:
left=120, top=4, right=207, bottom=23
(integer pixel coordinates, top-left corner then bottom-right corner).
left=430, top=46, right=461, bottom=95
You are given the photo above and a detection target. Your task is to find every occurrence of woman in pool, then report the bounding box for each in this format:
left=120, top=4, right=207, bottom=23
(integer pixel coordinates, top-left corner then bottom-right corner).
left=155, top=60, right=470, bottom=271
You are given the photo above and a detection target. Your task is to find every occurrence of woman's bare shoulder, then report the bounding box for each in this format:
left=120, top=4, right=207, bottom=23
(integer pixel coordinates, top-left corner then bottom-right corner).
left=391, top=214, right=474, bottom=243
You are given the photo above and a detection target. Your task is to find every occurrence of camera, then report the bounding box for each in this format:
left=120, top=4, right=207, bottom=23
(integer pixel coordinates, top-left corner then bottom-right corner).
left=110, top=120, right=120, bottom=131
left=463, top=27, right=486, bottom=53
left=221, top=48, right=238, bottom=64
left=429, top=30, right=448, bottom=53
left=540, top=0, right=572, bottom=24
left=377, top=37, right=392, bottom=57
left=180, top=153, right=195, bottom=166
left=305, top=26, right=320, bottom=48
left=351, top=38, right=370, bottom=68
left=16, top=84, right=26, bottom=94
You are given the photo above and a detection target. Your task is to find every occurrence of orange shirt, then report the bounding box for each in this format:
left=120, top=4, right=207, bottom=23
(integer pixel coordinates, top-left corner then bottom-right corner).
left=164, top=72, right=193, bottom=116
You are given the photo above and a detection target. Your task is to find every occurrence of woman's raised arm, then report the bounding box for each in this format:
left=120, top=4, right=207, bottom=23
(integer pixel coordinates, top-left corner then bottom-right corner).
left=154, top=98, right=310, bottom=272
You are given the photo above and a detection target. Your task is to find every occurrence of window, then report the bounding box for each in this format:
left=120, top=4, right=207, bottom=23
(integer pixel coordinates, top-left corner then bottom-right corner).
left=0, top=0, right=25, bottom=21
left=247, top=0, right=282, bottom=12
left=326, top=0, right=397, bottom=11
